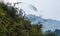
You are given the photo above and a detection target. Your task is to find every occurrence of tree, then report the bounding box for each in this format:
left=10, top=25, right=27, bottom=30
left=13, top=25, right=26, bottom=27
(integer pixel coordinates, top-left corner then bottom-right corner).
left=45, top=30, right=57, bottom=36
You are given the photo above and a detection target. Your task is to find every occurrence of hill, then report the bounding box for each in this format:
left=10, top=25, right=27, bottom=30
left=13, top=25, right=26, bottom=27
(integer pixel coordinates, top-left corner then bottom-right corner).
left=27, top=14, right=60, bottom=31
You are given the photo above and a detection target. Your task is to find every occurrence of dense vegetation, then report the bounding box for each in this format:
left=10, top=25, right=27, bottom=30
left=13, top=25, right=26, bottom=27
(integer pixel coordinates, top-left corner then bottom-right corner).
left=0, top=1, right=56, bottom=36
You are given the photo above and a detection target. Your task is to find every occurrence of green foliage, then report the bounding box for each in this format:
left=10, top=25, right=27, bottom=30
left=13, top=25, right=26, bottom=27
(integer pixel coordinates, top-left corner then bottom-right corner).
left=0, top=2, right=56, bottom=36
left=45, top=30, right=57, bottom=36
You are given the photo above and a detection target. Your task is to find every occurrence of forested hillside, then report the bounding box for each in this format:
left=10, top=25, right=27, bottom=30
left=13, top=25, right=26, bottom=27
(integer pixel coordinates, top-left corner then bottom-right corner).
left=0, top=1, right=56, bottom=36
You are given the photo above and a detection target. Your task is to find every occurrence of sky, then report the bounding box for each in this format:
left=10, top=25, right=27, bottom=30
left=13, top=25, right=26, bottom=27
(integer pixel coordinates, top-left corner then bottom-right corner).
left=3, top=0, right=60, bottom=21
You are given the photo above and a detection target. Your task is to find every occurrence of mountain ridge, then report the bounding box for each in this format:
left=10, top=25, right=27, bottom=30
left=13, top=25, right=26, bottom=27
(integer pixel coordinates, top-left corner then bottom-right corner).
left=26, top=14, right=60, bottom=31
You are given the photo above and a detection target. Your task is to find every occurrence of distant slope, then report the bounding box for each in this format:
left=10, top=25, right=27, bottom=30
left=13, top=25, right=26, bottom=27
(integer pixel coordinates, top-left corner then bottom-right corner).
left=27, top=14, right=60, bottom=31
left=27, top=14, right=45, bottom=24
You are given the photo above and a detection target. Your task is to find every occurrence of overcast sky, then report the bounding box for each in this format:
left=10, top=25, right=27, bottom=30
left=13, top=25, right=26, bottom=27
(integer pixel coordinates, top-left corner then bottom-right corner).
left=4, top=0, right=60, bottom=21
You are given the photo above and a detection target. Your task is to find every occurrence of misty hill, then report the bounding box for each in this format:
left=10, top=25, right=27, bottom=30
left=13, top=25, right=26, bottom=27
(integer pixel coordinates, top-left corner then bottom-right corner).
left=27, top=14, right=60, bottom=31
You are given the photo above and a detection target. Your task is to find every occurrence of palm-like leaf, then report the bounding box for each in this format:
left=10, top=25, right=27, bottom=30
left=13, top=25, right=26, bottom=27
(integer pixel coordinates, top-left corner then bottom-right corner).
left=29, top=5, right=38, bottom=11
